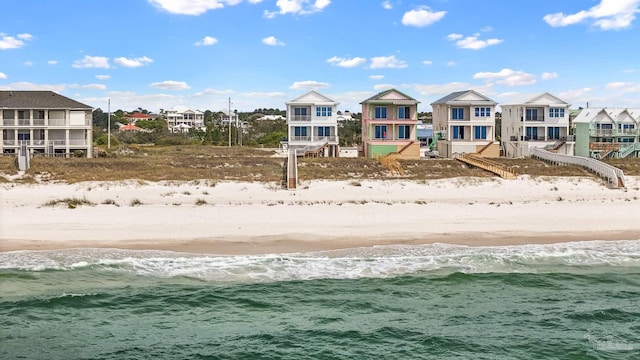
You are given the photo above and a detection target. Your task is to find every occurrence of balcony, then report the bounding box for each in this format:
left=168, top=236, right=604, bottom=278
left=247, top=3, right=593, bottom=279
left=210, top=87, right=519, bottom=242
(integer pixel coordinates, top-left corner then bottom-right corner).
left=290, top=115, right=311, bottom=121
left=590, top=129, right=614, bottom=137
left=3, top=119, right=15, bottom=126
left=521, top=115, right=545, bottom=122
left=3, top=140, right=16, bottom=146
left=49, top=119, right=66, bottom=126
left=615, top=128, right=638, bottom=136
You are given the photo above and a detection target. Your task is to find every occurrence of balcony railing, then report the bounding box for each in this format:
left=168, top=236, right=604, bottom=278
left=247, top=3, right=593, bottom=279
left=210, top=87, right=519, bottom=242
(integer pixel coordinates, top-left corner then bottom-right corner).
left=18, top=119, right=31, bottom=126
left=590, top=129, right=614, bottom=136
left=315, top=135, right=337, bottom=142
left=522, top=116, right=545, bottom=121
left=33, top=119, right=45, bottom=126
left=615, top=128, right=638, bottom=136
left=2, top=120, right=15, bottom=126
left=291, top=115, right=311, bottom=121
left=3, top=140, right=16, bottom=146
left=49, top=119, right=66, bottom=126
left=290, top=135, right=311, bottom=141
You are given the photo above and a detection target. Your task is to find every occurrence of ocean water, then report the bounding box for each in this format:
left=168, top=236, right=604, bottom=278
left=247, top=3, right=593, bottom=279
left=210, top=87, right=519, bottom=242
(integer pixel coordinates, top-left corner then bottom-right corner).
left=2, top=241, right=640, bottom=360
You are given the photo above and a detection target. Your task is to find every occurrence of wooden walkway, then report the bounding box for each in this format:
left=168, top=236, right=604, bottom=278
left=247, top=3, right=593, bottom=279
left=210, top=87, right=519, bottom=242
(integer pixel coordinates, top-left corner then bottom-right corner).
left=454, top=153, right=517, bottom=179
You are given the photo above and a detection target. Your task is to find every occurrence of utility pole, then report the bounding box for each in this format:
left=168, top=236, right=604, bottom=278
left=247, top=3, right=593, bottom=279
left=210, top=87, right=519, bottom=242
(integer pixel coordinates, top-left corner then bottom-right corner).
left=107, top=98, right=111, bottom=149
left=228, top=97, right=231, bottom=147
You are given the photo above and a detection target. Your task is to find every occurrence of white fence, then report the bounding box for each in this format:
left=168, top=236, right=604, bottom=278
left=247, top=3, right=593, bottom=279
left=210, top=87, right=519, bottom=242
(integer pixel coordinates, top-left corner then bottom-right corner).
left=531, top=148, right=625, bottom=188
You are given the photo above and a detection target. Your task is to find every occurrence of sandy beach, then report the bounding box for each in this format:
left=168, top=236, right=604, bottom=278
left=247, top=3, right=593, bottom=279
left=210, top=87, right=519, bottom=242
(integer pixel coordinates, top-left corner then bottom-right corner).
left=1, top=176, right=640, bottom=254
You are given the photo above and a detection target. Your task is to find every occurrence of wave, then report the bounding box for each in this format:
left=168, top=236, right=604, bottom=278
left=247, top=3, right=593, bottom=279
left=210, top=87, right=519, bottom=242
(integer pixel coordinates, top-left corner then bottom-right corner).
left=2, top=240, right=640, bottom=282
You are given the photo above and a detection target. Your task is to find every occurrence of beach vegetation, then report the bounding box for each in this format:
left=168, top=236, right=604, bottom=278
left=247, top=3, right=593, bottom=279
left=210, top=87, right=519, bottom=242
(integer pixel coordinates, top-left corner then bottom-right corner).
left=43, top=197, right=95, bottom=209
left=195, top=198, right=207, bottom=205
left=130, top=199, right=143, bottom=206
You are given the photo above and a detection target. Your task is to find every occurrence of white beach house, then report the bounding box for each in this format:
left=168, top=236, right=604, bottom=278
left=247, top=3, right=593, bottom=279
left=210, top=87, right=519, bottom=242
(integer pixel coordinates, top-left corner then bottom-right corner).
left=430, top=90, right=499, bottom=158
left=286, top=90, right=339, bottom=157
left=501, top=92, right=574, bottom=158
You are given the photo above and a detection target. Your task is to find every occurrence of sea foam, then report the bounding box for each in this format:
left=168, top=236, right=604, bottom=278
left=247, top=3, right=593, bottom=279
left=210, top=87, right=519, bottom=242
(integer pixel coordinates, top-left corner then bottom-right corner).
left=1, top=240, right=640, bottom=282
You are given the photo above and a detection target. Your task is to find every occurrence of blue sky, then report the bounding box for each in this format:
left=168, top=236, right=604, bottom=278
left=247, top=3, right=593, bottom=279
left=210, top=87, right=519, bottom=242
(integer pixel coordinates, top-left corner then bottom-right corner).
left=1, top=0, right=640, bottom=113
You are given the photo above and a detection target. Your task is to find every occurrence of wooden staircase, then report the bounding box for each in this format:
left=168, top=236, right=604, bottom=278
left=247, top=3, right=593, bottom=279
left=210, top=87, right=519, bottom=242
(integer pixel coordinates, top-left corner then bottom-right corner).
left=454, top=153, right=517, bottom=179
left=477, top=141, right=494, bottom=155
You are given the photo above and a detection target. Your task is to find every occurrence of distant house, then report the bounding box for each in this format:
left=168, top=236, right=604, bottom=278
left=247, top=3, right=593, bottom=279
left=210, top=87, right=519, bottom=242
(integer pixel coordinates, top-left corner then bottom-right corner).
left=125, top=112, right=154, bottom=124
left=360, top=88, right=420, bottom=159
left=430, top=90, right=499, bottom=158
left=164, top=106, right=205, bottom=133
left=119, top=123, right=145, bottom=132
left=285, top=90, right=339, bottom=157
left=255, top=114, right=284, bottom=121
left=0, top=90, right=93, bottom=157
left=500, top=92, right=574, bottom=158
left=573, top=108, right=640, bottom=158
left=219, top=109, right=240, bottom=126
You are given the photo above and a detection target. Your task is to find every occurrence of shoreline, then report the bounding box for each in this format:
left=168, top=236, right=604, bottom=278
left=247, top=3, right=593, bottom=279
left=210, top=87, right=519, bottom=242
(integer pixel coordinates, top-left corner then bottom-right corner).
left=2, top=176, right=640, bottom=255
left=3, top=231, right=640, bottom=255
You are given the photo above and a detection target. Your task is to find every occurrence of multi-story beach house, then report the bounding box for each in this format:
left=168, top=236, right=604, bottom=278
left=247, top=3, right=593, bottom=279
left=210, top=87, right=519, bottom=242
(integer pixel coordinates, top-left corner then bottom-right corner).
left=360, top=88, right=420, bottom=159
left=164, top=107, right=205, bottom=133
left=430, top=90, right=499, bottom=158
left=285, top=90, right=339, bottom=157
left=219, top=109, right=240, bottom=126
left=500, top=92, right=574, bottom=158
left=0, top=91, right=93, bottom=157
left=573, top=108, right=640, bottom=159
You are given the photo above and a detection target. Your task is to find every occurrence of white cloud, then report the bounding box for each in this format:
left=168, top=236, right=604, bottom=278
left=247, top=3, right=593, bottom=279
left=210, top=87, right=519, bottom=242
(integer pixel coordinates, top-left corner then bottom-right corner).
left=241, top=91, right=287, bottom=97
left=264, top=0, right=331, bottom=18
left=446, top=61, right=456, bottom=67
left=47, top=60, right=58, bottom=65
left=370, top=55, right=408, bottom=69
left=0, top=33, right=33, bottom=50
left=381, top=1, right=392, bottom=10
left=69, top=83, right=107, bottom=90
left=289, top=80, right=329, bottom=90
left=24, top=61, right=33, bottom=66
left=473, top=68, right=537, bottom=86
left=0, top=72, right=7, bottom=79
left=150, top=80, right=191, bottom=90
left=605, top=82, right=640, bottom=92
left=195, top=36, right=218, bottom=46
left=544, top=0, right=640, bottom=30
left=541, top=72, right=558, bottom=80
left=373, top=83, right=397, bottom=90
left=422, top=60, right=433, bottom=65
left=96, top=75, right=111, bottom=80
left=0, top=81, right=66, bottom=92
left=327, top=56, right=367, bottom=68
left=114, top=56, right=153, bottom=68
left=73, top=55, right=110, bottom=69
left=401, top=6, right=446, bottom=27
left=148, top=0, right=247, bottom=15
left=447, top=33, right=503, bottom=50
left=262, top=36, right=285, bottom=46
left=369, top=75, right=385, bottom=80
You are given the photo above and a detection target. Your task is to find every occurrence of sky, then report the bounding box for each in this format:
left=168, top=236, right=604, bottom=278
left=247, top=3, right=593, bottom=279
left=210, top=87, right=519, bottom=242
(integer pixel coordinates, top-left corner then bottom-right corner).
left=1, top=0, right=640, bottom=114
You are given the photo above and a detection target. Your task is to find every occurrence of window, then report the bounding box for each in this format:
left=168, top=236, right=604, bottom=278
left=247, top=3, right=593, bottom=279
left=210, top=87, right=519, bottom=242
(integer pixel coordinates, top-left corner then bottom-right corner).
left=316, top=107, right=332, bottom=117
left=375, top=107, right=387, bottom=119
left=398, top=106, right=410, bottom=119
left=474, top=107, right=491, bottom=117
left=294, top=126, right=307, bottom=137
left=547, top=127, right=560, bottom=139
left=452, top=108, right=464, bottom=120
left=374, top=125, right=387, bottom=139
left=2, top=110, right=14, bottom=119
left=549, top=108, right=565, bottom=118
left=293, top=107, right=309, bottom=120
left=526, top=109, right=539, bottom=121
left=526, top=127, right=538, bottom=140
left=474, top=126, right=487, bottom=140
left=452, top=126, right=464, bottom=139
left=317, top=126, right=331, bottom=137
left=398, top=125, right=410, bottom=139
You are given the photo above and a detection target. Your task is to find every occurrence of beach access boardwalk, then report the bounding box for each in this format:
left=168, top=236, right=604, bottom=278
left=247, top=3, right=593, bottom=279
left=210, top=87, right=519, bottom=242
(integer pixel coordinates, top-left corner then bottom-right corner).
left=454, top=153, right=517, bottom=179
left=531, top=148, right=626, bottom=189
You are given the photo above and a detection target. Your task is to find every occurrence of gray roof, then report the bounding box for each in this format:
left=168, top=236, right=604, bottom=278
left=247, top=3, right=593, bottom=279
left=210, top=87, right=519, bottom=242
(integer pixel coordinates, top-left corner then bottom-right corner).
left=0, top=91, right=92, bottom=109
left=359, top=88, right=419, bottom=105
left=430, top=89, right=497, bottom=106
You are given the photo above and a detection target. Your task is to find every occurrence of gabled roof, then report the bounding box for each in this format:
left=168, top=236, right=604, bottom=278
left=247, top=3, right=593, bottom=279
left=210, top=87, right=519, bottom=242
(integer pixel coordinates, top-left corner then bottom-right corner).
left=127, top=112, right=154, bottom=119
left=430, top=89, right=497, bottom=106
left=166, top=106, right=203, bottom=114
left=0, top=91, right=92, bottom=109
left=286, top=90, right=338, bottom=106
left=572, top=108, right=614, bottom=124
left=360, top=88, right=419, bottom=105
left=501, top=92, right=569, bottom=106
